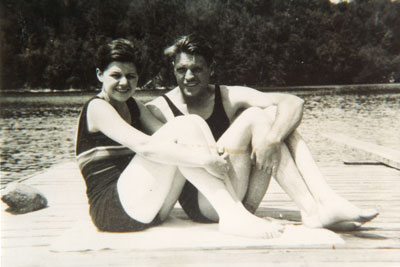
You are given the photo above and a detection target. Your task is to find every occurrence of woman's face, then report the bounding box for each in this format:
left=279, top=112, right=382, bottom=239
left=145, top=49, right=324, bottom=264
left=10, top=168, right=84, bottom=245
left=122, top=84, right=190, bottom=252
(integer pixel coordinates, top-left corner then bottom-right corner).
left=97, top=61, right=139, bottom=103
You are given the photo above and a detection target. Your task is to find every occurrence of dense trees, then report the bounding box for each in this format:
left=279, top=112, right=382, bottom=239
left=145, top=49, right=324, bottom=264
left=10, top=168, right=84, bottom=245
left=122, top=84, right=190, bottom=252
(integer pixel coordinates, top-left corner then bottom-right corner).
left=1, top=0, right=399, bottom=90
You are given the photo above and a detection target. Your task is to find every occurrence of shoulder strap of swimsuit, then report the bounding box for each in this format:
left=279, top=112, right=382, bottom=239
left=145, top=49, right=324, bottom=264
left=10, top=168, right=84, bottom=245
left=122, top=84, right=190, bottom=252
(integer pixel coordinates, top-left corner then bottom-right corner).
left=126, top=97, right=142, bottom=128
left=214, top=85, right=222, bottom=107
left=126, top=97, right=140, bottom=117
left=161, top=95, right=184, bottom=116
left=213, top=85, right=228, bottom=116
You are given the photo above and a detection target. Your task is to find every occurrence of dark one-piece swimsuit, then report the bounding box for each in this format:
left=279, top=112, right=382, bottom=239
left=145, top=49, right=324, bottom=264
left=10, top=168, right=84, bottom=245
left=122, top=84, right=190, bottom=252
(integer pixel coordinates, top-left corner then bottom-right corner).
left=76, top=96, right=161, bottom=232
left=162, top=85, right=231, bottom=222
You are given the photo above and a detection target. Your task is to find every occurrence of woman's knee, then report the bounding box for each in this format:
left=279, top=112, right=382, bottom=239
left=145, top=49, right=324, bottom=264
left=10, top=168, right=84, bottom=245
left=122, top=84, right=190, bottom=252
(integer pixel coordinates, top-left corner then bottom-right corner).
left=169, top=114, right=202, bottom=127
left=181, top=114, right=208, bottom=128
left=169, top=115, right=208, bottom=135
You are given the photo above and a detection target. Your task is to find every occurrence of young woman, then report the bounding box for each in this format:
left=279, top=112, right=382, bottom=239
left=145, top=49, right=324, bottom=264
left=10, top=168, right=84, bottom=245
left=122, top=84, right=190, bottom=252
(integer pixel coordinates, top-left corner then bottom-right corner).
left=75, top=39, right=284, bottom=238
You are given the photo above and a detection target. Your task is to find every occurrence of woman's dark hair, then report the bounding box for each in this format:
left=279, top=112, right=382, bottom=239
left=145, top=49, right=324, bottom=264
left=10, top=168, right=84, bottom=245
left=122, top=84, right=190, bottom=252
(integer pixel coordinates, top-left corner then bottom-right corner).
left=164, top=33, right=215, bottom=66
left=95, top=38, right=142, bottom=73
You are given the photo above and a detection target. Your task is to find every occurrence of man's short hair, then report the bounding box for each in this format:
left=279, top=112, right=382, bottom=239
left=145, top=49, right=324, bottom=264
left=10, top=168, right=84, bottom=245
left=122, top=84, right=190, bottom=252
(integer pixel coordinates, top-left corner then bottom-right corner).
left=164, top=33, right=214, bottom=66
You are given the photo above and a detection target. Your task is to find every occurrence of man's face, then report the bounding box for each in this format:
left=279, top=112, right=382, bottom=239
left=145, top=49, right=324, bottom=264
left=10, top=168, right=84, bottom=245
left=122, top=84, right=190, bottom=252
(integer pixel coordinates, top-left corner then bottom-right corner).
left=173, top=52, right=213, bottom=99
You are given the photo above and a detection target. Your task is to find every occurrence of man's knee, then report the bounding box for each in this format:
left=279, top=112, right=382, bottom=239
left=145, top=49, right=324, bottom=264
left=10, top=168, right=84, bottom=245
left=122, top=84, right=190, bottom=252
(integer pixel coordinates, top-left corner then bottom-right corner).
left=237, top=107, right=275, bottom=129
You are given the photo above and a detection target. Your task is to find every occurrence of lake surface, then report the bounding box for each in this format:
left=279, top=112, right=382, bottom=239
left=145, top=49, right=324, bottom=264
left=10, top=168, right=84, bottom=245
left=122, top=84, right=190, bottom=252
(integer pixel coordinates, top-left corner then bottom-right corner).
left=1, top=91, right=399, bottom=185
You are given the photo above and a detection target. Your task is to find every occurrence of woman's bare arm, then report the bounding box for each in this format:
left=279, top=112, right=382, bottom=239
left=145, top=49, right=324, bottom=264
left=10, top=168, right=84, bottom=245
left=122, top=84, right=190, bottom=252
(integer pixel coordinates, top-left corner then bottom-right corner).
left=86, top=98, right=227, bottom=177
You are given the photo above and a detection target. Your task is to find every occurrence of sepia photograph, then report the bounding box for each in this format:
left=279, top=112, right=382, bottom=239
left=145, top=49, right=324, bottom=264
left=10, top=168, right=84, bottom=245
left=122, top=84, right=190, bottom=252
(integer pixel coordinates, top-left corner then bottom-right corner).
left=1, top=0, right=399, bottom=266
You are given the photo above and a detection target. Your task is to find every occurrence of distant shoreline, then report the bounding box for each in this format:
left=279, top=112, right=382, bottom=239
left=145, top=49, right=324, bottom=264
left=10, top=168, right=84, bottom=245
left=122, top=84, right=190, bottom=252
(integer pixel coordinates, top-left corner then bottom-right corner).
left=1, top=83, right=399, bottom=95
left=257, top=83, right=400, bottom=94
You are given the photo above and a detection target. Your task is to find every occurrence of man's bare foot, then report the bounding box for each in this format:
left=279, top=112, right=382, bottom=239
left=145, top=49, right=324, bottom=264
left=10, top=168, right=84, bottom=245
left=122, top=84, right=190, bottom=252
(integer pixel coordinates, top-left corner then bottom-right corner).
left=317, top=199, right=378, bottom=227
left=219, top=213, right=284, bottom=239
left=326, top=221, right=362, bottom=232
left=302, top=197, right=378, bottom=229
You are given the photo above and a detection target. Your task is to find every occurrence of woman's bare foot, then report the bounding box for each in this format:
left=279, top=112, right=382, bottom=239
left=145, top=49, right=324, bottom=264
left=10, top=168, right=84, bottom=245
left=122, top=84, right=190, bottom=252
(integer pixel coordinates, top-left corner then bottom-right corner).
left=219, top=212, right=284, bottom=239
left=302, top=196, right=378, bottom=229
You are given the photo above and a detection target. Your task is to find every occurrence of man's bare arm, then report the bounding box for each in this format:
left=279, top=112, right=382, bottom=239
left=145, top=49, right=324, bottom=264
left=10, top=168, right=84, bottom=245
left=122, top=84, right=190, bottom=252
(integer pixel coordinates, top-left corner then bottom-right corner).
left=228, top=86, right=304, bottom=142
left=226, top=86, right=304, bottom=174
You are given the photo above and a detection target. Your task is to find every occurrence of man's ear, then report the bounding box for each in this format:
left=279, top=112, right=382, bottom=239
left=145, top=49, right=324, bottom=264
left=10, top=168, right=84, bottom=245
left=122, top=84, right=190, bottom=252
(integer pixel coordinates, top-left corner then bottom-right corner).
left=96, top=68, right=103, bottom=82
left=171, top=61, right=177, bottom=75
left=210, top=61, right=216, bottom=76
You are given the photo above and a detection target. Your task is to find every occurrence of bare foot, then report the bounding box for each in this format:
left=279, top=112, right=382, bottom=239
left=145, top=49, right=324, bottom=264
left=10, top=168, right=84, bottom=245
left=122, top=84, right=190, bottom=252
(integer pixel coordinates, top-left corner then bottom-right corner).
left=219, top=213, right=284, bottom=239
left=302, top=197, right=378, bottom=229
left=318, top=198, right=378, bottom=227
left=326, top=221, right=362, bottom=232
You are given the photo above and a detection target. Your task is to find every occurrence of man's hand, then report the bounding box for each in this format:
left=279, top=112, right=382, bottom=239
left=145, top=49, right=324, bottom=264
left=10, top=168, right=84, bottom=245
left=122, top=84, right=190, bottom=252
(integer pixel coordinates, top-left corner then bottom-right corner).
left=251, top=135, right=282, bottom=177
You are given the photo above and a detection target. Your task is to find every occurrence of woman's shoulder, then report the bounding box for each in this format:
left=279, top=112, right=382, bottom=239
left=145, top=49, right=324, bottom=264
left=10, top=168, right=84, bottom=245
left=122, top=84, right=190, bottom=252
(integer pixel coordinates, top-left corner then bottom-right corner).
left=85, top=95, right=112, bottom=112
left=81, top=95, right=102, bottom=110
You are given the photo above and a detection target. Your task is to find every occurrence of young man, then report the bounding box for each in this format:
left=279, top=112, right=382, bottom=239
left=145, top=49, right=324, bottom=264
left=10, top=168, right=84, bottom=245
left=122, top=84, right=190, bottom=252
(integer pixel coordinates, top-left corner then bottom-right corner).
left=146, top=34, right=378, bottom=230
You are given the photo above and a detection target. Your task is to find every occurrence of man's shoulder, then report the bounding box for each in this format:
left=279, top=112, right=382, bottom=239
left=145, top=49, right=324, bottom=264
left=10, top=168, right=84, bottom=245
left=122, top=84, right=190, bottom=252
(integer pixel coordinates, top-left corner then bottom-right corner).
left=219, top=85, right=258, bottom=101
left=146, top=88, right=180, bottom=122
left=145, top=94, right=167, bottom=114
left=146, top=94, right=165, bottom=108
left=219, top=85, right=257, bottom=93
left=146, top=88, right=177, bottom=107
left=217, top=85, right=257, bottom=113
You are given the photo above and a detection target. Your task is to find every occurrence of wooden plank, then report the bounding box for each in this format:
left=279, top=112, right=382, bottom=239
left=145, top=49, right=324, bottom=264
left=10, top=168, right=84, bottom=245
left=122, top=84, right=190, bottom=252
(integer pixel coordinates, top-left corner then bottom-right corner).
left=4, top=247, right=400, bottom=267
left=2, top=163, right=400, bottom=266
left=343, top=160, right=383, bottom=166
left=322, top=133, right=400, bottom=170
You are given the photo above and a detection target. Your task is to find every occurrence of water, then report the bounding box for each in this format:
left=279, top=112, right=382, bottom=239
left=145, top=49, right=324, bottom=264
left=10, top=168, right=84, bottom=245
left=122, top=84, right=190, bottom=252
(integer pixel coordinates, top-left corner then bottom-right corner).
left=1, top=91, right=399, bottom=185
left=298, top=93, right=399, bottom=164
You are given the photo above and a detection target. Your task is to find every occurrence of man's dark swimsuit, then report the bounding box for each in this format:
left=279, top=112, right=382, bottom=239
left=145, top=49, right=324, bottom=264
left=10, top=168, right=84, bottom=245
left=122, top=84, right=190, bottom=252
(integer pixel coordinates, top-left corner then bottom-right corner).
left=162, top=85, right=230, bottom=222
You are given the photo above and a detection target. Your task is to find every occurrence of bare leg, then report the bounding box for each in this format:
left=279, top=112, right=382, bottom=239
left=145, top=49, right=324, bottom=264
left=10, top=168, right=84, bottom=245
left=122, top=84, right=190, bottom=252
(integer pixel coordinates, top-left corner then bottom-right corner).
left=285, top=131, right=378, bottom=227
left=192, top=107, right=274, bottom=220
left=240, top=109, right=378, bottom=227
left=223, top=107, right=378, bottom=228
left=118, top=115, right=284, bottom=238
left=212, top=106, right=377, bottom=229
left=243, top=168, right=272, bottom=213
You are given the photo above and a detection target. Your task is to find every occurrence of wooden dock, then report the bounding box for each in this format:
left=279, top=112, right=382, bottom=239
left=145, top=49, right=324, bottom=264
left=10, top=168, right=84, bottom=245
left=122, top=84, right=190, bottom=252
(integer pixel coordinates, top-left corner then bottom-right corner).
left=1, top=161, right=400, bottom=266
left=322, top=133, right=400, bottom=170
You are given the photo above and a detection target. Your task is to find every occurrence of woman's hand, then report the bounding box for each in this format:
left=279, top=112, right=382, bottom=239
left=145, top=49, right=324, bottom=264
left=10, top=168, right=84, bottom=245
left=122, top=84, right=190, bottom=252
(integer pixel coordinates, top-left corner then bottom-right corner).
left=204, top=153, right=230, bottom=180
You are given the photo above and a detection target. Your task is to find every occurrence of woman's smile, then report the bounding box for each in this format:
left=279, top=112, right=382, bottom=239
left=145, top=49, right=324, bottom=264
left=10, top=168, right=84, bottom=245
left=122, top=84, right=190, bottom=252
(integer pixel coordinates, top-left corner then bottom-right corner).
left=97, top=61, right=139, bottom=103
left=115, top=87, right=131, bottom=93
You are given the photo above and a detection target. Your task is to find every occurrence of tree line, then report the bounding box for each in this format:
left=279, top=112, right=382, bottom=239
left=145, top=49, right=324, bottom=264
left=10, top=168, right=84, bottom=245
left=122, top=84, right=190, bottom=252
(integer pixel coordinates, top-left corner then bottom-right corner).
left=1, top=0, right=399, bottom=90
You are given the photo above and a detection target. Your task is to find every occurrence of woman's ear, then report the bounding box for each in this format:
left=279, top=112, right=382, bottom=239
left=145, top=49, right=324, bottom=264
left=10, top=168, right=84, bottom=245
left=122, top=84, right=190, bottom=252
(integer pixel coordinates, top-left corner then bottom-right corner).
left=96, top=68, right=103, bottom=82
